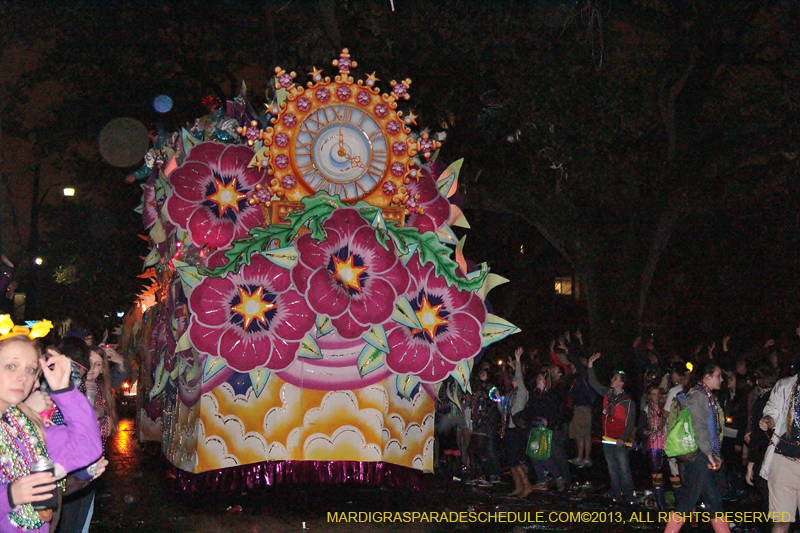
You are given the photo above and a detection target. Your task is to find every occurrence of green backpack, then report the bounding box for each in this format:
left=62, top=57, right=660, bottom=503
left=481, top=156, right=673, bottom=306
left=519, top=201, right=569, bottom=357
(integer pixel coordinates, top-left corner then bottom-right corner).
left=664, top=407, right=698, bottom=458
left=526, top=426, right=553, bottom=461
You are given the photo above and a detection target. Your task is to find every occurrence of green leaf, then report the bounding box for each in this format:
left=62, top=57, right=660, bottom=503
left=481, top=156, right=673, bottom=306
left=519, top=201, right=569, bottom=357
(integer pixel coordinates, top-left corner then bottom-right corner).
left=186, top=352, right=201, bottom=382
left=436, top=158, right=463, bottom=197
left=261, top=246, right=297, bottom=269
left=249, top=369, right=271, bottom=398
left=375, top=228, right=389, bottom=251
left=357, top=344, right=385, bottom=377
left=450, top=360, right=472, bottom=392
left=169, top=357, right=185, bottom=380
left=149, top=218, right=167, bottom=245
left=150, top=359, right=168, bottom=400
left=154, top=173, right=168, bottom=202
left=392, top=296, right=423, bottom=330
left=175, top=331, right=192, bottom=353
left=478, top=273, right=510, bottom=301
left=370, top=211, right=387, bottom=230
left=173, top=260, right=203, bottom=294
left=203, top=355, right=228, bottom=383
left=436, top=224, right=459, bottom=245
left=362, top=325, right=390, bottom=353
left=396, top=374, right=420, bottom=401
left=315, top=315, right=334, bottom=338
left=143, top=247, right=160, bottom=268
left=181, top=128, right=202, bottom=157
left=206, top=192, right=382, bottom=278
left=481, top=313, right=521, bottom=347
left=297, top=333, right=323, bottom=359
left=398, top=243, right=418, bottom=265
left=385, top=226, right=488, bottom=291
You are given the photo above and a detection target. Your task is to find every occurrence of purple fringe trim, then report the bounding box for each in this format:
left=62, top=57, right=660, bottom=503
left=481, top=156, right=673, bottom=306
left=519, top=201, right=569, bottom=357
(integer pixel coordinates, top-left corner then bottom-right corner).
left=170, top=461, right=423, bottom=493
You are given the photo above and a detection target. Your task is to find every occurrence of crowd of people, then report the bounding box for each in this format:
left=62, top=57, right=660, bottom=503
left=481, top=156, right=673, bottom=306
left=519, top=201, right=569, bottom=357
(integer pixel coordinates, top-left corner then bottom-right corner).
left=0, top=317, right=128, bottom=532
left=434, top=329, right=800, bottom=533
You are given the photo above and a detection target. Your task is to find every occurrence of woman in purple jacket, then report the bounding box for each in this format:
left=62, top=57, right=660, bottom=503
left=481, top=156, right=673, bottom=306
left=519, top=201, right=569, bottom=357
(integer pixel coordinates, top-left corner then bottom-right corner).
left=0, top=327, right=102, bottom=533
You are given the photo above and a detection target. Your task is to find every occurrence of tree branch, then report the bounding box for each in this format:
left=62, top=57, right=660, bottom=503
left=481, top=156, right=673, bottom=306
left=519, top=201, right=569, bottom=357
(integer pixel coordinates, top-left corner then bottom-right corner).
left=658, top=47, right=696, bottom=161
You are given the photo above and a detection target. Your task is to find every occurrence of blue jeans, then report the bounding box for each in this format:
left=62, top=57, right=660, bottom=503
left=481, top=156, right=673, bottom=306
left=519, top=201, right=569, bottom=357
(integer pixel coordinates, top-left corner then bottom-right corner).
left=676, top=453, right=724, bottom=514
left=533, top=458, right=561, bottom=482
left=603, top=442, right=633, bottom=497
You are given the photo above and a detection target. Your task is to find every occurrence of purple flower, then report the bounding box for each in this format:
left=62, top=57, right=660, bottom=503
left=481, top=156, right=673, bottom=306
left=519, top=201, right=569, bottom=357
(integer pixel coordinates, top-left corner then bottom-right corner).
left=165, top=143, right=266, bottom=249
left=385, top=257, right=486, bottom=382
left=404, top=163, right=451, bottom=234
left=188, top=252, right=315, bottom=372
left=292, top=209, right=411, bottom=340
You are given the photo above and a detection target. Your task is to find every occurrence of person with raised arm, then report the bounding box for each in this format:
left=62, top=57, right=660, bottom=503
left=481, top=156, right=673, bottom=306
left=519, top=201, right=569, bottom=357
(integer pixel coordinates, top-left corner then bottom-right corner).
left=586, top=352, right=635, bottom=501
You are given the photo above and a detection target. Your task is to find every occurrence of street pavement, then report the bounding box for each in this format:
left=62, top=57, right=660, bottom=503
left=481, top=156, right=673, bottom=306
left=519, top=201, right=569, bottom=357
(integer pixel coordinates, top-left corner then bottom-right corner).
left=89, top=418, right=772, bottom=533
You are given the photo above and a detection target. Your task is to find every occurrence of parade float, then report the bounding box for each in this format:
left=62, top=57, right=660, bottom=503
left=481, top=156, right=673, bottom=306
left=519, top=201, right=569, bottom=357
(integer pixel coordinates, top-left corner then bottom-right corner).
left=124, top=50, right=519, bottom=491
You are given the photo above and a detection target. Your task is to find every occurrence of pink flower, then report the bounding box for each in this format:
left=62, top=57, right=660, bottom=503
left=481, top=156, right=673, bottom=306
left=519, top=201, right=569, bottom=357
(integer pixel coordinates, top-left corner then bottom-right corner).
left=187, top=253, right=315, bottom=372
left=385, top=257, right=486, bottom=382
left=292, top=209, right=411, bottom=340
left=404, top=163, right=450, bottom=234
left=165, top=142, right=266, bottom=249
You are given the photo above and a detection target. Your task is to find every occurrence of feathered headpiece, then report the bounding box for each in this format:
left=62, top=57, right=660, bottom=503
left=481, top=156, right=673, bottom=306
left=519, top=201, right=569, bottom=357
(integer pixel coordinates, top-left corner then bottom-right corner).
left=0, top=315, right=53, bottom=342
left=202, top=94, right=222, bottom=112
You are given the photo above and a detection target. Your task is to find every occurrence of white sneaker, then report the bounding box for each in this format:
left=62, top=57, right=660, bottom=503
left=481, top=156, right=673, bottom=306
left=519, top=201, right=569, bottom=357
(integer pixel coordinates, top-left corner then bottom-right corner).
left=568, top=457, right=583, bottom=465
left=578, top=459, right=593, bottom=468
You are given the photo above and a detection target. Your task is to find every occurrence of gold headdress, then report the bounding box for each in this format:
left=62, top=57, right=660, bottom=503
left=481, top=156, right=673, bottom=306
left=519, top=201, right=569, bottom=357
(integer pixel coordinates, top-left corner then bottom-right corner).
left=0, top=315, right=53, bottom=342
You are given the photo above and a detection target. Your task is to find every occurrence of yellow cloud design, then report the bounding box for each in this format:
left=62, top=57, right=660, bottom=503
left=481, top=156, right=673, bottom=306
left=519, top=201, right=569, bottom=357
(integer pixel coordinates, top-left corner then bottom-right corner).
left=193, top=374, right=435, bottom=473
left=303, top=427, right=382, bottom=462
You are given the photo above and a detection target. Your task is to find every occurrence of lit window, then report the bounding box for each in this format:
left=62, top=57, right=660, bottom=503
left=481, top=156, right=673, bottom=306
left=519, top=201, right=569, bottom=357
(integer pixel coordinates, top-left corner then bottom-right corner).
left=554, top=276, right=572, bottom=295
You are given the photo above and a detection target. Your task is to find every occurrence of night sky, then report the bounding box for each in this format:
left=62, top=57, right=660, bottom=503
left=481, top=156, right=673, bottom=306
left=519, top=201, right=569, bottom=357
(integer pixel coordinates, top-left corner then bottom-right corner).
left=1, top=0, right=798, bottom=355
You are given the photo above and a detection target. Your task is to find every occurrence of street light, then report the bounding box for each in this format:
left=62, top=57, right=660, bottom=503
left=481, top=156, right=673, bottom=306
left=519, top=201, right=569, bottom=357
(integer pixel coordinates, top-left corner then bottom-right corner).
left=26, top=181, right=77, bottom=319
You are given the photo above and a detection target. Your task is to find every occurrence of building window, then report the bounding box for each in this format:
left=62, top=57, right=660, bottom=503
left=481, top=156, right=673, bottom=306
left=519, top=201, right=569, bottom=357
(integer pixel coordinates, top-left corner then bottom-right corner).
left=554, top=276, right=573, bottom=296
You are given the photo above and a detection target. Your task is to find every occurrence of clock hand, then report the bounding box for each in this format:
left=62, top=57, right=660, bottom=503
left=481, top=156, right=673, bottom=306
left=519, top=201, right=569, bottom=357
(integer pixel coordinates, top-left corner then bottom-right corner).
left=337, top=124, right=348, bottom=157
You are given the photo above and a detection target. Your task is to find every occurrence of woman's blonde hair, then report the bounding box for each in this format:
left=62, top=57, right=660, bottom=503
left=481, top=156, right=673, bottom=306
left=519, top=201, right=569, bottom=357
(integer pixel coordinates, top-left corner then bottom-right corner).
left=0, top=336, right=46, bottom=443
left=90, top=346, right=118, bottom=437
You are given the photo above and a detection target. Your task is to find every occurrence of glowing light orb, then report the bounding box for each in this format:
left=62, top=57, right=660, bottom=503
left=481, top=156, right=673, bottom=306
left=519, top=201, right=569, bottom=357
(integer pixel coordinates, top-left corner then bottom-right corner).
left=153, top=95, right=173, bottom=113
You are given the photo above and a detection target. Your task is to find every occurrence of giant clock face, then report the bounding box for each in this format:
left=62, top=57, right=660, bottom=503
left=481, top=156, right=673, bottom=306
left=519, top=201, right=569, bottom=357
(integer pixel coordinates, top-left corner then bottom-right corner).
left=294, top=105, right=388, bottom=201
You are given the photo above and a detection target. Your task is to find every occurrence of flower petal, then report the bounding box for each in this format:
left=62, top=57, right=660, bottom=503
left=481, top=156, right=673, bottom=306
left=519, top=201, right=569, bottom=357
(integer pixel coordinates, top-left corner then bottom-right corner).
left=247, top=255, right=291, bottom=293
left=188, top=322, right=222, bottom=357
left=350, top=226, right=396, bottom=274
left=266, top=337, right=298, bottom=371
left=325, top=208, right=366, bottom=237
left=330, top=312, right=369, bottom=339
left=380, top=260, right=410, bottom=295
left=434, top=311, right=483, bottom=364
left=187, top=206, right=235, bottom=248
left=217, top=144, right=259, bottom=180
left=218, top=327, right=270, bottom=372
left=415, top=356, right=456, bottom=382
left=386, top=325, right=433, bottom=375
left=190, top=277, right=234, bottom=326
left=270, top=290, right=315, bottom=341
left=188, top=142, right=226, bottom=167
left=307, top=269, right=349, bottom=317
left=171, top=162, right=213, bottom=202
left=350, top=278, right=396, bottom=325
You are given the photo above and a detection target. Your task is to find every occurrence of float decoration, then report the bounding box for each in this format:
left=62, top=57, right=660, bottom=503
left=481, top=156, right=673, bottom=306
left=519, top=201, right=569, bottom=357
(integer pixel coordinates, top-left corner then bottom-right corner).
left=125, top=49, right=519, bottom=488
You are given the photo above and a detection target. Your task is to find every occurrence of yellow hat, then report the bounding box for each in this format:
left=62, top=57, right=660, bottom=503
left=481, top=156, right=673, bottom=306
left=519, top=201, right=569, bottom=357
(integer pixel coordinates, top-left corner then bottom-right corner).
left=0, top=315, right=53, bottom=342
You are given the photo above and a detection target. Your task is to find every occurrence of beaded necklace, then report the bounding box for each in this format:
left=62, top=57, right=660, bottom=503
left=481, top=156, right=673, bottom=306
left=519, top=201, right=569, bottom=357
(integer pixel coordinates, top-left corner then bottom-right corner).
left=791, top=379, right=800, bottom=437
left=0, top=406, right=50, bottom=530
